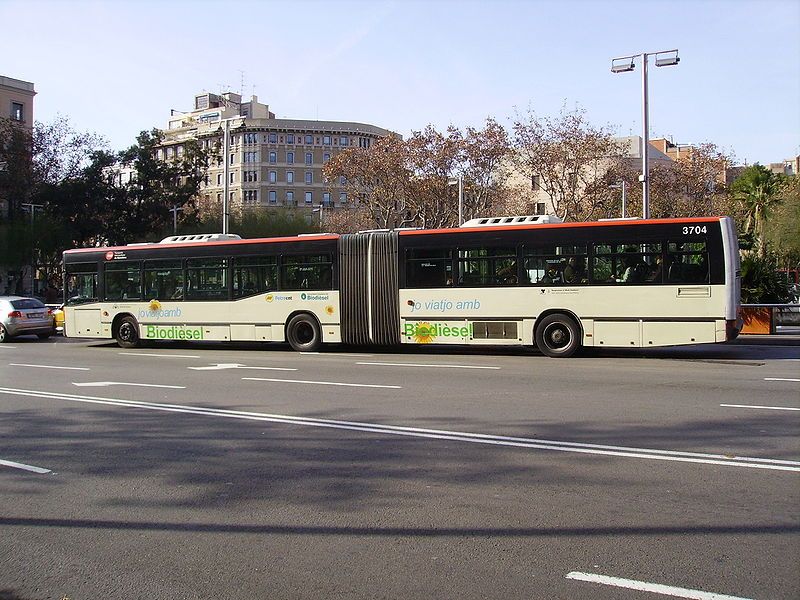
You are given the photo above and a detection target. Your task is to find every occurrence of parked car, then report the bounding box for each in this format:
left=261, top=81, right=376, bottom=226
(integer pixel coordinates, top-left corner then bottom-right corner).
left=0, top=296, right=56, bottom=343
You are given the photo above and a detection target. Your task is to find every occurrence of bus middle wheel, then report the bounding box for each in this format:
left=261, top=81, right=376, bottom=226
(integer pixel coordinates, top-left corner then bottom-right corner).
left=535, top=313, right=580, bottom=358
left=286, top=314, right=321, bottom=352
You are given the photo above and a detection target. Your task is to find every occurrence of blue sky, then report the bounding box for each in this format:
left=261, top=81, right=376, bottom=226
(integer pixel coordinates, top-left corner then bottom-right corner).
left=3, top=0, right=798, bottom=165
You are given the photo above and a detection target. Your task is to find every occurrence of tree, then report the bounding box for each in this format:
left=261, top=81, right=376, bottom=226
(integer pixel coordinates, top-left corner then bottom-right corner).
left=510, top=105, right=619, bottom=221
left=730, top=164, right=789, bottom=258
left=765, top=176, right=800, bottom=268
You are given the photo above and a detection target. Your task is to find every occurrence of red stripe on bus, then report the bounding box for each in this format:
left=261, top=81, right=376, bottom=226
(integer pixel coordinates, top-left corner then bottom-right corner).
left=398, top=217, right=723, bottom=236
left=63, top=234, right=341, bottom=255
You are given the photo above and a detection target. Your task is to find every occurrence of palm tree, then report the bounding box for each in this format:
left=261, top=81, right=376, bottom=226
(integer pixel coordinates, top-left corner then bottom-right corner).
left=730, top=164, right=788, bottom=257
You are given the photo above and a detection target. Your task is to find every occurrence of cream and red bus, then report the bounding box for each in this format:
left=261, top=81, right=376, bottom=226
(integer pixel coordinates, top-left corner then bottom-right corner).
left=63, top=215, right=741, bottom=357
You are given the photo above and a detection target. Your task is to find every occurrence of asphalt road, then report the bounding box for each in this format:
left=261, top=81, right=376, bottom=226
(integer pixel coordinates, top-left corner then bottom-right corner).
left=1, top=334, right=798, bottom=600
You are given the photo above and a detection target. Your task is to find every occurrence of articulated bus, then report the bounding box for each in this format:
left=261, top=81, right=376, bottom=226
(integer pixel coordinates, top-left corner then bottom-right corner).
left=62, top=215, right=741, bottom=358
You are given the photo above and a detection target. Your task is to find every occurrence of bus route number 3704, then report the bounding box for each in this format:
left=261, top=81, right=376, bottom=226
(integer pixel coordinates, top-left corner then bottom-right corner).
left=683, top=225, right=707, bottom=235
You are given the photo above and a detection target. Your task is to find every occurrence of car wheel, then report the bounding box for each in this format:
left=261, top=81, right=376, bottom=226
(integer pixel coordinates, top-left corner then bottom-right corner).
left=286, top=314, right=321, bottom=352
left=0, top=324, right=9, bottom=343
left=116, top=316, right=141, bottom=349
left=535, top=313, right=581, bottom=358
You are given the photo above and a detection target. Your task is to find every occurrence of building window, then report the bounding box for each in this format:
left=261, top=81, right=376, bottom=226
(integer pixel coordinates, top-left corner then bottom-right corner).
left=244, top=170, right=258, bottom=183
left=339, top=176, right=346, bottom=186
left=287, top=151, right=294, bottom=164
left=531, top=175, right=540, bottom=191
left=305, top=152, right=313, bottom=165
left=217, top=173, right=222, bottom=185
left=323, top=135, right=331, bottom=145
left=305, top=191, right=313, bottom=204
left=305, top=134, right=313, bottom=144
left=287, top=134, right=295, bottom=144
left=269, top=171, right=277, bottom=183
left=11, top=102, right=24, bottom=121
left=230, top=172, right=235, bottom=183
left=287, top=171, right=294, bottom=184
left=269, top=151, right=277, bottom=164
left=323, top=192, right=331, bottom=206
left=339, top=136, right=348, bottom=146
left=286, top=191, right=294, bottom=205
left=230, top=154, right=235, bottom=165
left=305, top=171, right=313, bottom=185
left=323, top=152, right=331, bottom=163
left=340, top=192, right=347, bottom=203
left=244, top=190, right=258, bottom=202
left=269, top=190, right=277, bottom=204
left=534, top=202, right=546, bottom=215
left=268, top=133, right=277, bottom=143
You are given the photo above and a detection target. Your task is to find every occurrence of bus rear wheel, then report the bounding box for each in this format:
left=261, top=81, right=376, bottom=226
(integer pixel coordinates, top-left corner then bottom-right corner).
left=535, top=313, right=580, bottom=358
left=116, top=316, right=141, bottom=349
left=286, top=314, right=321, bottom=352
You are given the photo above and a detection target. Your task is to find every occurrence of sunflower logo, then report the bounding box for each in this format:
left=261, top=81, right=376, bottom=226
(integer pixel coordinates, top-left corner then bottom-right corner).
left=412, top=322, right=436, bottom=344
left=149, top=299, right=161, bottom=311
left=325, top=305, right=335, bottom=315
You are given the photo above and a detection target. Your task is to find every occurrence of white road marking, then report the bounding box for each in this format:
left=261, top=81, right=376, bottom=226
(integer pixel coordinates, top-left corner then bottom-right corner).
left=298, top=352, right=375, bottom=357
left=188, top=363, right=297, bottom=371
left=72, top=381, right=186, bottom=389
left=721, top=403, right=800, bottom=412
left=10, top=363, right=90, bottom=371
left=565, top=571, right=753, bottom=599
left=0, top=346, right=18, bottom=349
left=357, top=362, right=500, bottom=370
left=0, top=459, right=51, bottom=474
left=118, top=352, right=201, bottom=359
left=242, top=377, right=400, bottom=389
left=0, top=386, right=797, bottom=472
left=764, top=377, right=800, bottom=382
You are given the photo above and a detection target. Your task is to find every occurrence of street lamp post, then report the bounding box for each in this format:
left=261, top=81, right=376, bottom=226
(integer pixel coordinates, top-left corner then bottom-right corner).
left=216, top=117, right=246, bottom=235
left=447, top=175, right=464, bottom=225
left=609, top=180, right=627, bottom=218
left=611, top=49, right=680, bottom=220
left=169, top=205, right=184, bottom=234
left=20, top=202, right=44, bottom=295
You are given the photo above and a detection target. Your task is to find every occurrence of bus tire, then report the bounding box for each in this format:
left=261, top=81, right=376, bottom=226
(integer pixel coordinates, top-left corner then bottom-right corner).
left=535, top=313, right=580, bottom=358
left=116, top=316, right=141, bottom=349
left=286, top=314, right=321, bottom=352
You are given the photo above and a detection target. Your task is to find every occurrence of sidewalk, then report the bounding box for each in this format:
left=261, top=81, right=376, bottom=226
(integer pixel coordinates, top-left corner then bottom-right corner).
left=734, top=326, right=800, bottom=346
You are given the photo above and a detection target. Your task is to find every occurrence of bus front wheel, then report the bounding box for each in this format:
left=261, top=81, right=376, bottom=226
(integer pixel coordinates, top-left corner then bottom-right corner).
left=286, top=314, right=321, bottom=352
left=116, top=316, right=141, bottom=349
left=535, top=314, right=580, bottom=358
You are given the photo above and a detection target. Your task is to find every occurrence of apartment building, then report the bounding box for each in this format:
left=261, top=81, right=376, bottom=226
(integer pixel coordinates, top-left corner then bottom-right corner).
left=159, top=91, right=397, bottom=215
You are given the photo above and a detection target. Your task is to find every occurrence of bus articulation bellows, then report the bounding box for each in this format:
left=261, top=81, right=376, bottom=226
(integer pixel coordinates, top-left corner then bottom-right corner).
left=63, top=215, right=741, bottom=358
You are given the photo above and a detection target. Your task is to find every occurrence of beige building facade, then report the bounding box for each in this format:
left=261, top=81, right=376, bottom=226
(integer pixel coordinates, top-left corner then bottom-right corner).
left=159, top=91, right=397, bottom=217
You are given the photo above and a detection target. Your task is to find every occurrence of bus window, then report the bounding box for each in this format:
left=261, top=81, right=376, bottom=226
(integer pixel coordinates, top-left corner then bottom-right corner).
left=592, top=243, right=661, bottom=284
left=667, top=241, right=709, bottom=283
left=104, top=261, right=141, bottom=301
left=233, top=256, right=277, bottom=298
left=406, top=248, right=453, bottom=288
left=457, top=247, right=517, bottom=286
left=65, top=263, right=98, bottom=305
left=187, top=258, right=228, bottom=301
left=280, top=254, right=333, bottom=290
left=523, top=244, right=587, bottom=285
left=144, top=260, right=184, bottom=300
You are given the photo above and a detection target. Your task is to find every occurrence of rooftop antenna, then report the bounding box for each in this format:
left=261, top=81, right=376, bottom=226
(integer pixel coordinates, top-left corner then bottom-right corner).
left=239, top=70, right=245, bottom=96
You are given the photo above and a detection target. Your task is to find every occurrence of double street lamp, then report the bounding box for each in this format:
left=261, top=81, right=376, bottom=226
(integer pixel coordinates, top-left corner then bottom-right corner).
left=611, top=48, right=680, bottom=220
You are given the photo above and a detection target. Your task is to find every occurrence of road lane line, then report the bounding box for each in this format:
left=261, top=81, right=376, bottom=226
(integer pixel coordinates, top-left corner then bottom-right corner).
left=188, top=363, right=297, bottom=371
left=356, top=362, right=500, bottom=370
left=0, top=346, right=18, bottom=349
left=0, top=459, right=51, bottom=474
left=1, top=386, right=798, bottom=472
left=299, top=352, right=375, bottom=357
left=119, top=352, right=201, bottom=359
left=10, top=363, right=90, bottom=371
left=242, top=377, right=401, bottom=389
left=72, top=382, right=186, bottom=389
left=565, top=571, right=753, bottom=599
left=764, top=377, right=800, bottom=382
left=721, top=403, right=800, bottom=412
